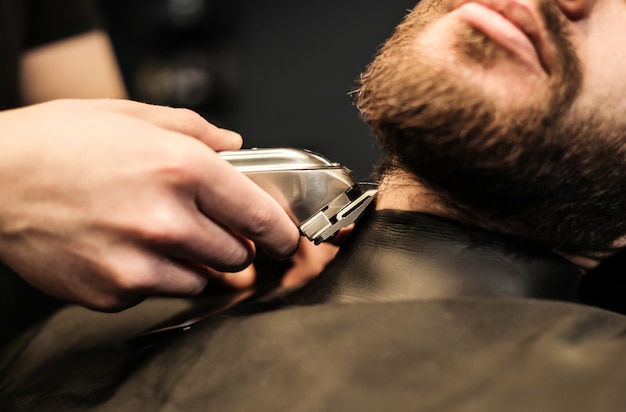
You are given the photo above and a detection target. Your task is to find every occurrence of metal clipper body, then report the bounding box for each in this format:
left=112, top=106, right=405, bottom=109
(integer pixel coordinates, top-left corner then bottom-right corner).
left=219, top=148, right=377, bottom=244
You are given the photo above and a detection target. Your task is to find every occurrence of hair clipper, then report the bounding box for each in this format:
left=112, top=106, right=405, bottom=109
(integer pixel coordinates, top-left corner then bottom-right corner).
left=126, top=148, right=377, bottom=347
left=219, top=148, right=378, bottom=244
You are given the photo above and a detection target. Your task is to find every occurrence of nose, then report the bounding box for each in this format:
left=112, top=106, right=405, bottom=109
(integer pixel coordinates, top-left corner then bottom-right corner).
left=555, top=0, right=595, bottom=20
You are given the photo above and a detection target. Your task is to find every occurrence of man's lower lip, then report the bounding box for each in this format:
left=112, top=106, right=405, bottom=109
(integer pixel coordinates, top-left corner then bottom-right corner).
left=451, top=2, right=541, bottom=70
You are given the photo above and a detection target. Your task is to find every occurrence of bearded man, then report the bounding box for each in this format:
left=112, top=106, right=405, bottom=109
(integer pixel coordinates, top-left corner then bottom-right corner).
left=2, top=0, right=626, bottom=411
left=357, top=0, right=626, bottom=268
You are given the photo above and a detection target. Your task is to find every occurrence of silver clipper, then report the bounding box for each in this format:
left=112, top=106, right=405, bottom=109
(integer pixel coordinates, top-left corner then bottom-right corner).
left=219, top=148, right=377, bottom=244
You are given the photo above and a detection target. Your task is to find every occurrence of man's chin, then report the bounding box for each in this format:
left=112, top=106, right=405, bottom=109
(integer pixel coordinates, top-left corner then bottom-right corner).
left=464, top=59, right=549, bottom=104
left=450, top=2, right=547, bottom=74
left=414, top=18, right=549, bottom=105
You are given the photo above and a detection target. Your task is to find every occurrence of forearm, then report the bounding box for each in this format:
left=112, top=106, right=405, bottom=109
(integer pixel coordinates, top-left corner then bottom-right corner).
left=20, top=30, right=127, bottom=104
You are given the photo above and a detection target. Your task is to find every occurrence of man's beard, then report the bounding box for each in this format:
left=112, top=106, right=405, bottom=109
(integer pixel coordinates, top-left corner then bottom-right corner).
left=357, top=0, right=626, bottom=254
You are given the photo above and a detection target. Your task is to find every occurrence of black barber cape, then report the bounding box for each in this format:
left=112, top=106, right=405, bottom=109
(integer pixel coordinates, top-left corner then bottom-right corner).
left=2, top=210, right=626, bottom=411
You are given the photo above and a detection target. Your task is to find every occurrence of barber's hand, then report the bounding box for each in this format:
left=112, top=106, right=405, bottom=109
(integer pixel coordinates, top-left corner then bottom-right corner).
left=214, top=240, right=340, bottom=291
left=0, top=99, right=300, bottom=311
left=206, top=227, right=354, bottom=301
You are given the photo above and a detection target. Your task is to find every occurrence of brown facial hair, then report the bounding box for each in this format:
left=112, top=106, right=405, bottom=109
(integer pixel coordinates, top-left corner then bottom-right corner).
left=357, top=0, right=626, bottom=255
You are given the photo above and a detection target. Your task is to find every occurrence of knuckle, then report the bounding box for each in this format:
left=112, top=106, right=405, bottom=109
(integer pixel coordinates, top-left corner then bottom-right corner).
left=101, top=254, right=155, bottom=294
left=218, top=241, right=254, bottom=272
left=137, top=205, right=188, bottom=246
left=245, top=204, right=277, bottom=239
left=158, top=143, right=198, bottom=184
left=82, top=263, right=147, bottom=312
left=88, top=293, right=141, bottom=313
left=175, top=107, right=201, bottom=120
left=174, top=107, right=206, bottom=133
left=157, top=147, right=208, bottom=198
left=246, top=205, right=298, bottom=257
left=188, top=276, right=209, bottom=296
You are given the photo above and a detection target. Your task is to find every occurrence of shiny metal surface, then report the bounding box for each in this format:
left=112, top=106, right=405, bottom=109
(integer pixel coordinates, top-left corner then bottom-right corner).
left=219, top=148, right=338, bottom=172
left=220, top=148, right=358, bottom=223
left=219, top=148, right=377, bottom=243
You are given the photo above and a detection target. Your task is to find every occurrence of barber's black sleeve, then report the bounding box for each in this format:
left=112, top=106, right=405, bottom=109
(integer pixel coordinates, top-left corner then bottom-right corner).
left=24, top=0, right=102, bottom=49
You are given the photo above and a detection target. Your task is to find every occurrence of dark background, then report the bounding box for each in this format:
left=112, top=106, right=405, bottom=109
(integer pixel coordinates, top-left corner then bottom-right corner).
left=97, top=0, right=417, bottom=179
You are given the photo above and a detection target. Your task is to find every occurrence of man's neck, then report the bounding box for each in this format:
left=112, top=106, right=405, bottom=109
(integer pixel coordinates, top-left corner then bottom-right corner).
left=375, top=171, right=446, bottom=215
left=376, top=170, right=603, bottom=271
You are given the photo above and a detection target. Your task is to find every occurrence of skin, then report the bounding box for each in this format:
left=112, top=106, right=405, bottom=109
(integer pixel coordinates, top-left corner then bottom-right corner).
left=559, top=0, right=626, bottom=115
left=0, top=31, right=311, bottom=311
left=447, top=0, right=626, bottom=113
left=20, top=31, right=127, bottom=104
left=0, top=99, right=300, bottom=311
left=358, top=0, right=626, bottom=269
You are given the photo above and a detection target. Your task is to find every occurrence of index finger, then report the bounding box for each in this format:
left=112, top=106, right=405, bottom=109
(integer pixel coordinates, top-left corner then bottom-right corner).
left=99, top=99, right=243, bottom=151
left=193, top=151, right=301, bottom=259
